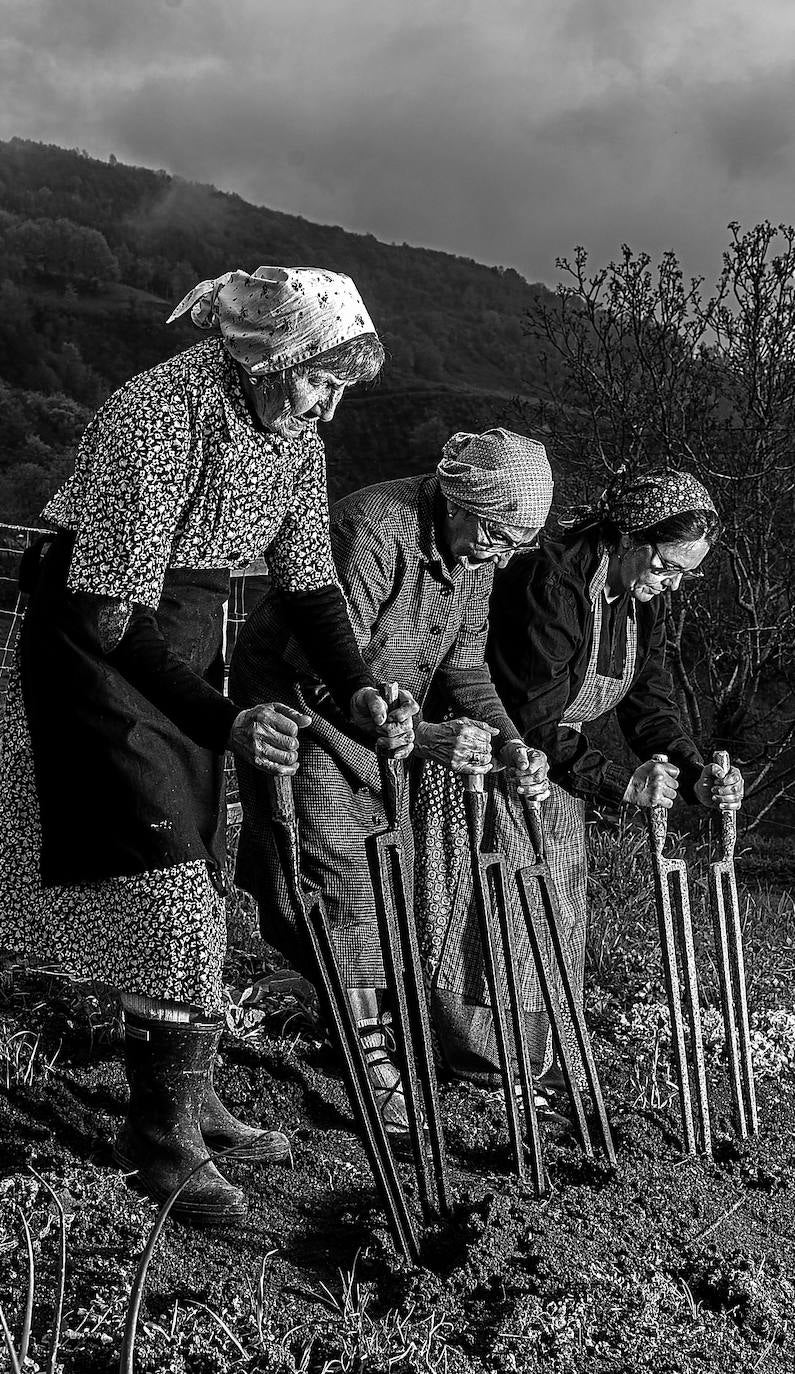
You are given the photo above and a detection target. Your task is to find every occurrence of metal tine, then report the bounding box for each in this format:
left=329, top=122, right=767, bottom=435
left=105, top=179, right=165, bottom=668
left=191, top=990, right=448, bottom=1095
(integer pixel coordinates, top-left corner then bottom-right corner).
left=647, top=754, right=698, bottom=1155
left=461, top=773, right=526, bottom=1175
left=711, top=750, right=758, bottom=1136
left=266, top=774, right=420, bottom=1265
left=365, top=834, right=439, bottom=1221
left=370, top=682, right=453, bottom=1220
left=708, top=750, right=747, bottom=1137
left=519, top=796, right=616, bottom=1166
left=463, top=775, right=546, bottom=1192
left=671, top=858, right=712, bottom=1155
left=513, top=868, right=593, bottom=1160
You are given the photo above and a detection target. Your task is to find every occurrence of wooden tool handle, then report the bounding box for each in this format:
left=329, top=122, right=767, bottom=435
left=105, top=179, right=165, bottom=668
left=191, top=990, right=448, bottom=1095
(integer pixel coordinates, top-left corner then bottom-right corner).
left=377, top=680, right=403, bottom=828
left=520, top=791, right=545, bottom=861
left=648, top=752, right=670, bottom=854
left=376, top=680, right=401, bottom=751
left=266, top=771, right=296, bottom=826
left=712, top=749, right=737, bottom=857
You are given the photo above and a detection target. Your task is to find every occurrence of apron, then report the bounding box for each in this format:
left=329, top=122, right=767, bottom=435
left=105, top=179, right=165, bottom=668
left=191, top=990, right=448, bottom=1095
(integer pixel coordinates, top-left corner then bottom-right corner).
left=19, top=532, right=230, bottom=887
left=415, top=551, right=638, bottom=1077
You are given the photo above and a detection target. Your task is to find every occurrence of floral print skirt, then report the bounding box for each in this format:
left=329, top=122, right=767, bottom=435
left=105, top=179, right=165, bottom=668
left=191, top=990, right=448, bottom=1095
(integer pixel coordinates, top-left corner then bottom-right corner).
left=0, top=666, right=226, bottom=1012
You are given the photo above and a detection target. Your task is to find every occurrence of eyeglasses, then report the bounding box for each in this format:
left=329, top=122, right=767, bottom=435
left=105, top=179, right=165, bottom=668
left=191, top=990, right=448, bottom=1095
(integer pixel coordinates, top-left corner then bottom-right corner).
left=477, top=521, right=542, bottom=555
left=649, top=541, right=705, bottom=582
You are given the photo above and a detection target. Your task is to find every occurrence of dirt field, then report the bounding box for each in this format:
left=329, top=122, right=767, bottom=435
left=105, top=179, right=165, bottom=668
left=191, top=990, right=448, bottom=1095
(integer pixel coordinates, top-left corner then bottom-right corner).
left=1, top=828, right=794, bottom=1373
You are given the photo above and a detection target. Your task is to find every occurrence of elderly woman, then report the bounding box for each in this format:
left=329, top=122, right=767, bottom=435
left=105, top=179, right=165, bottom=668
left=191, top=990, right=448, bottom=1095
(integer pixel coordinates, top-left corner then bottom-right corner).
left=0, top=265, right=415, bottom=1226
left=230, top=428, right=553, bottom=1130
left=415, top=470, right=744, bottom=1090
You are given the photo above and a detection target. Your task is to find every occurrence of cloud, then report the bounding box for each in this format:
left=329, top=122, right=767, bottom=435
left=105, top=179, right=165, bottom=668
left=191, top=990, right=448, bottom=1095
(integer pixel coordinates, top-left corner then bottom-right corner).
left=2, top=0, right=795, bottom=285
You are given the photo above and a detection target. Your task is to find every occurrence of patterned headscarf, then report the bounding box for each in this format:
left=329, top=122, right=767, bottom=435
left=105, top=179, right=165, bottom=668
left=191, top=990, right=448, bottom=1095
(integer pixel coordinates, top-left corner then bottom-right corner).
left=166, top=266, right=377, bottom=375
left=437, top=429, right=553, bottom=529
left=561, top=469, right=717, bottom=533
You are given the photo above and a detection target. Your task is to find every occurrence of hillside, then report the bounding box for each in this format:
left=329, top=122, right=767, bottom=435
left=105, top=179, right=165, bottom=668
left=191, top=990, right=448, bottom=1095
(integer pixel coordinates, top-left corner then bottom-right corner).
left=0, top=138, right=557, bottom=522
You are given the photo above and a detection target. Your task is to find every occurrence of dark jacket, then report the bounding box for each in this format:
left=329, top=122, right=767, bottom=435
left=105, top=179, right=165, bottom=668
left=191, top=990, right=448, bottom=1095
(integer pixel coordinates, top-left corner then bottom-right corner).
left=487, top=532, right=704, bottom=806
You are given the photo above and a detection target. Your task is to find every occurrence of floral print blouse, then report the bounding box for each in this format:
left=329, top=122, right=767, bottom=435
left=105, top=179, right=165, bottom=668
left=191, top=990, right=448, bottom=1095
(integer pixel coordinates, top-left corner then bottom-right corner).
left=43, top=337, right=338, bottom=609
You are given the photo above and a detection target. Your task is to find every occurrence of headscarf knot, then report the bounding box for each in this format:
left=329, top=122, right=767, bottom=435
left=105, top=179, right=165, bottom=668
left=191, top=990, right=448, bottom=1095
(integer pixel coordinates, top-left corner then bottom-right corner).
left=559, top=468, right=717, bottom=533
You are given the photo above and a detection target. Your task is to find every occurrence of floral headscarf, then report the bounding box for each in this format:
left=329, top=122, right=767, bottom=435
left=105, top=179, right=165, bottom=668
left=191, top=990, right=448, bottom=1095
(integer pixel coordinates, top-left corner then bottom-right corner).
left=437, top=428, right=553, bottom=529
left=561, top=469, right=717, bottom=533
left=166, top=266, right=377, bottom=375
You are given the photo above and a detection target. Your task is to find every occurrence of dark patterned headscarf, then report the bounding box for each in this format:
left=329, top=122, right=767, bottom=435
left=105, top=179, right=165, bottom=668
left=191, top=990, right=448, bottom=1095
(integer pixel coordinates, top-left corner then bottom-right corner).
left=561, top=469, right=717, bottom=534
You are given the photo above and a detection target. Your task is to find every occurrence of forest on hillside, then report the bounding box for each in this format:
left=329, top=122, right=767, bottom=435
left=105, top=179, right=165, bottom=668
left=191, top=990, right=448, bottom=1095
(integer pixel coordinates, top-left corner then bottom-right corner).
left=0, top=138, right=560, bottom=523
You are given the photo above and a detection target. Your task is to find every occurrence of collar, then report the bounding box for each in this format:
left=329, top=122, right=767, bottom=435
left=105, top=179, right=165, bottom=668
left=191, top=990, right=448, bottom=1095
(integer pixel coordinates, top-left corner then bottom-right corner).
left=592, top=541, right=630, bottom=607
left=417, top=477, right=456, bottom=585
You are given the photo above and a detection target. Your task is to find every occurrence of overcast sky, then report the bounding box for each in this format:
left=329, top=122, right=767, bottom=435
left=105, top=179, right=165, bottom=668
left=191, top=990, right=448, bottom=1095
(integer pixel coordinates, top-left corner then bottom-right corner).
left=2, top=0, right=794, bottom=286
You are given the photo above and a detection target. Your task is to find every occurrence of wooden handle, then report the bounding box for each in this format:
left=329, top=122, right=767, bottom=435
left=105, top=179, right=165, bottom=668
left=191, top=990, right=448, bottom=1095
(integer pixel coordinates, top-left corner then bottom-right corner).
left=266, top=772, right=296, bottom=826
left=376, top=681, right=403, bottom=828
left=376, top=680, right=401, bottom=754
left=712, top=749, right=737, bottom=856
left=648, top=752, right=669, bottom=853
left=520, top=791, right=545, bottom=861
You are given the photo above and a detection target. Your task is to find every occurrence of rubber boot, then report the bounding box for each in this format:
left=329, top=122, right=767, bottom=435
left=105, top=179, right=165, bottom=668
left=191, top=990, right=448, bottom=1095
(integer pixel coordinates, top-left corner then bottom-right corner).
left=113, top=1012, right=247, bottom=1226
left=199, top=1021, right=290, bottom=1163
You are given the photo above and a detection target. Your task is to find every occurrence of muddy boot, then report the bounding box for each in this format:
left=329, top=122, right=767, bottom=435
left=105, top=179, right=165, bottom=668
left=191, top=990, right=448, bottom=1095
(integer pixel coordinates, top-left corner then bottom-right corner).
left=357, top=1016, right=409, bottom=1136
left=199, top=1019, right=291, bottom=1163
left=113, top=1012, right=247, bottom=1227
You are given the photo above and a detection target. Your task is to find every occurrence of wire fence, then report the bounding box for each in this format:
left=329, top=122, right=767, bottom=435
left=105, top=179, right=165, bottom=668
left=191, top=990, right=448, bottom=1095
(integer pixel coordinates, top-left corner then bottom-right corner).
left=0, top=524, right=40, bottom=716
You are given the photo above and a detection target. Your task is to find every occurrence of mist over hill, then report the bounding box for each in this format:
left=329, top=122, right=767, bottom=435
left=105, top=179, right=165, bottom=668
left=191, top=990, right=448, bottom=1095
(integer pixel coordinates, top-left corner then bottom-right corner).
left=0, top=138, right=555, bottom=521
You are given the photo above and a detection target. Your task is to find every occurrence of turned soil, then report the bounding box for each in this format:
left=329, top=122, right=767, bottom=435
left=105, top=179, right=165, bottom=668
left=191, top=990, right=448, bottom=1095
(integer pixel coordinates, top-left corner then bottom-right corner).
left=1, top=949, right=794, bottom=1374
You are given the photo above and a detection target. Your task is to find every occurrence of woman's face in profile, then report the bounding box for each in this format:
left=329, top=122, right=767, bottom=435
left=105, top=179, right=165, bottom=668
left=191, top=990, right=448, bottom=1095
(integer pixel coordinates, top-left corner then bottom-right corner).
left=240, top=365, right=348, bottom=439
left=621, top=536, right=711, bottom=601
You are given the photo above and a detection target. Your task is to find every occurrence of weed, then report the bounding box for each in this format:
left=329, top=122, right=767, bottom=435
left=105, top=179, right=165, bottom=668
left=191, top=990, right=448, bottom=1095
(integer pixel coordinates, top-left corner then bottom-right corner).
left=677, top=1276, right=703, bottom=1322
left=299, top=1254, right=456, bottom=1373
left=628, top=1013, right=676, bottom=1112
left=0, top=1028, right=61, bottom=1091
left=0, top=1170, right=68, bottom=1374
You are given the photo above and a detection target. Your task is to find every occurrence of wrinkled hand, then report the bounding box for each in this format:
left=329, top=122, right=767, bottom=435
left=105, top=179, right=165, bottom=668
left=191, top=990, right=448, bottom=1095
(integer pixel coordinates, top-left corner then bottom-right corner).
left=350, top=685, right=419, bottom=760
left=414, top=717, right=498, bottom=773
left=624, top=759, right=680, bottom=809
left=230, top=702, right=311, bottom=775
left=694, top=762, right=744, bottom=811
left=501, top=742, right=551, bottom=800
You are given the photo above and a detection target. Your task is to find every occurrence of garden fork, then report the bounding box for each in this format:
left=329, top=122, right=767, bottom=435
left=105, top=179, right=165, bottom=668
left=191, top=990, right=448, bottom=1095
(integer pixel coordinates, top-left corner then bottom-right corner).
left=707, top=749, right=758, bottom=1138
left=462, top=772, right=546, bottom=1193
left=516, top=794, right=617, bottom=1166
left=365, top=682, right=453, bottom=1222
left=647, top=754, right=711, bottom=1156
left=266, top=773, right=420, bottom=1264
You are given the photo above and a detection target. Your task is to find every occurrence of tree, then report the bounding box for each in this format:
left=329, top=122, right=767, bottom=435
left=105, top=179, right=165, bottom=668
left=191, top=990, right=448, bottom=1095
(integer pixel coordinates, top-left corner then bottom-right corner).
left=522, top=224, right=795, bottom=827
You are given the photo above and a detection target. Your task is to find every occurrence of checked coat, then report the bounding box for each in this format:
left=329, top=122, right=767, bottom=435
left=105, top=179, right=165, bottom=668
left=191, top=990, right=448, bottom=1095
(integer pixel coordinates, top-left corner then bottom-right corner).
left=230, top=473, right=522, bottom=987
